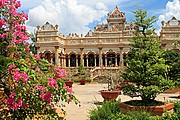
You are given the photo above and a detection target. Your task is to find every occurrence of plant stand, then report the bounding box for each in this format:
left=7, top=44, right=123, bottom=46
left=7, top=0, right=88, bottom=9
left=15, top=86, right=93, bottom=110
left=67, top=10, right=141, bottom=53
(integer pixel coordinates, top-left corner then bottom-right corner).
left=99, top=90, right=120, bottom=101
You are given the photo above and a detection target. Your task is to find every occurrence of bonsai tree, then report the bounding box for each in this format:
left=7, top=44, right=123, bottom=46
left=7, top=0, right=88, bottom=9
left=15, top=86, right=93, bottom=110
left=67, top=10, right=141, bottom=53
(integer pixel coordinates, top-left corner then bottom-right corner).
left=78, top=61, right=91, bottom=84
left=122, top=8, right=174, bottom=103
left=78, top=61, right=85, bottom=76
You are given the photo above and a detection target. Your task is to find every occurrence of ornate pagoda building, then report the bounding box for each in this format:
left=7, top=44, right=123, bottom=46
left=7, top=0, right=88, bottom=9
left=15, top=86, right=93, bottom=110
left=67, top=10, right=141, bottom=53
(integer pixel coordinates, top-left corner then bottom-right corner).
left=35, top=6, right=180, bottom=79
left=160, top=17, right=180, bottom=50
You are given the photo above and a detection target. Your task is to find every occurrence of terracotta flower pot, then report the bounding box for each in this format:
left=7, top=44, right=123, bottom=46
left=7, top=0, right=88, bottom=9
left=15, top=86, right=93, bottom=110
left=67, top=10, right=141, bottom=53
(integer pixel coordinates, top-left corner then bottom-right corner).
left=80, top=79, right=86, bottom=85
left=120, top=100, right=174, bottom=116
left=99, top=90, right=120, bottom=101
left=64, top=81, right=73, bottom=88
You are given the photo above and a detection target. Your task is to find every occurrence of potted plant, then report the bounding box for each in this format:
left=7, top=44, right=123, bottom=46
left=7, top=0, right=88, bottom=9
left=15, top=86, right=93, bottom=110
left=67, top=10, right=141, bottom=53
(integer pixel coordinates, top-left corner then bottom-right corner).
left=120, top=8, right=174, bottom=116
left=99, top=64, right=122, bottom=101
left=78, top=61, right=87, bottom=85
left=63, top=78, right=73, bottom=88
left=62, top=70, right=74, bottom=88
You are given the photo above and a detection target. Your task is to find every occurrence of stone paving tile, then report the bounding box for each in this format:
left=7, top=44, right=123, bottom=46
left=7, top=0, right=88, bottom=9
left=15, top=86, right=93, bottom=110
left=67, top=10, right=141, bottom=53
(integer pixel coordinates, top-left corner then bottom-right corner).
left=62, top=83, right=180, bottom=120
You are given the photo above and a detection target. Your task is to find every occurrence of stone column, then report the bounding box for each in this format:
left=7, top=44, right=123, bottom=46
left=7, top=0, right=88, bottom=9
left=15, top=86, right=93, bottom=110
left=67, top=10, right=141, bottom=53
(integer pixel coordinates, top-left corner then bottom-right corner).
left=76, top=56, right=78, bottom=67
left=80, top=48, right=84, bottom=66
left=64, top=48, right=66, bottom=67
left=54, top=46, right=60, bottom=66
left=119, top=47, right=124, bottom=67
left=59, top=56, right=61, bottom=67
left=98, top=47, right=103, bottom=67
left=50, top=53, right=54, bottom=64
left=105, top=55, right=107, bottom=67
left=86, top=55, right=89, bottom=67
left=62, top=57, right=64, bottom=67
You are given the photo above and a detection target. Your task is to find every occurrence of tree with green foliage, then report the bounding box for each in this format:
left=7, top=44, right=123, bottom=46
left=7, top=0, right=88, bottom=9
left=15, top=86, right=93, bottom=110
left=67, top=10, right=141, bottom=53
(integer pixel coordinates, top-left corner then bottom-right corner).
left=163, top=50, right=180, bottom=85
left=122, top=8, right=174, bottom=103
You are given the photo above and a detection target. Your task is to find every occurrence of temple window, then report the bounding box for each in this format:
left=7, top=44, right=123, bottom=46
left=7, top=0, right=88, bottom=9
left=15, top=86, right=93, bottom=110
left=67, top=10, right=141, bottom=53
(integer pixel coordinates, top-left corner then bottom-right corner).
left=70, top=54, right=76, bottom=67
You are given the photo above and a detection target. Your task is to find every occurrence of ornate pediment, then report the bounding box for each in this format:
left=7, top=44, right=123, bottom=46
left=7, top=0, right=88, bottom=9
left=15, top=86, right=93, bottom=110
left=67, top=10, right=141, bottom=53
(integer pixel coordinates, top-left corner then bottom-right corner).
left=107, top=6, right=125, bottom=19
left=167, top=17, right=180, bottom=26
left=38, top=22, right=58, bottom=31
left=85, top=30, right=94, bottom=37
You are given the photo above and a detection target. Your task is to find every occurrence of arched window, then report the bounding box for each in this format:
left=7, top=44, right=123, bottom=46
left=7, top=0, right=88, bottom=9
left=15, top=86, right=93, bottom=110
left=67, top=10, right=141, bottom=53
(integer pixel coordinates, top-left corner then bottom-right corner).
left=88, top=54, right=95, bottom=67
left=107, top=53, right=116, bottom=66
left=70, top=54, right=76, bottom=67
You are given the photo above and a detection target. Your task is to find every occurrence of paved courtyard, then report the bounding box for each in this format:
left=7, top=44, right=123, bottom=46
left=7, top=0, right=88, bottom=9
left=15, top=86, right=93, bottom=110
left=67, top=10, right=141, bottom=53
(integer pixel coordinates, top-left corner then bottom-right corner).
left=60, top=83, right=180, bottom=120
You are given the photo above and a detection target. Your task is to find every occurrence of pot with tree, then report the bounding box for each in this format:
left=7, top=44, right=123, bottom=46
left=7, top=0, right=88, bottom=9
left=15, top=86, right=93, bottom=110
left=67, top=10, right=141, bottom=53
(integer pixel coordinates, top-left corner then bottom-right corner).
left=99, top=62, right=122, bottom=101
left=120, top=8, right=174, bottom=116
left=63, top=70, right=74, bottom=88
left=78, top=62, right=86, bottom=85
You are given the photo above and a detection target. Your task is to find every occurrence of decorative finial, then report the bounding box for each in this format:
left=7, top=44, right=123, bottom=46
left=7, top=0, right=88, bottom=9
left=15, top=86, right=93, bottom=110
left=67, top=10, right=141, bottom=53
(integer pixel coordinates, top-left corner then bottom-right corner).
left=116, top=5, right=118, bottom=9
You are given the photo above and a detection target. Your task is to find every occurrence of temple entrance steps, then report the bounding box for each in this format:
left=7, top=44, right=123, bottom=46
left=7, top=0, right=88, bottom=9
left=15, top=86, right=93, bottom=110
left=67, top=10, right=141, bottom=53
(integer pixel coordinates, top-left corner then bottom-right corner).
left=89, top=67, right=124, bottom=82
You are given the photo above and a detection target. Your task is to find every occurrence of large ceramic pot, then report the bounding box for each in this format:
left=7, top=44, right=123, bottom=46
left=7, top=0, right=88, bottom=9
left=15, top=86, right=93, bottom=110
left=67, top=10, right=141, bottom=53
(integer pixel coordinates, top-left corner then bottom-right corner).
left=64, top=81, right=73, bottom=88
left=80, top=79, right=86, bottom=85
left=120, top=100, right=174, bottom=116
left=99, top=90, right=121, bottom=101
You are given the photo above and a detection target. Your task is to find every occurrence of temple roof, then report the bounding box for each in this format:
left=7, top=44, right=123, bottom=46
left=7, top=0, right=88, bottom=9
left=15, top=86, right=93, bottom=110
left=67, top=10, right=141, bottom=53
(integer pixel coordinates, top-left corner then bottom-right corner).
left=107, top=5, right=125, bottom=19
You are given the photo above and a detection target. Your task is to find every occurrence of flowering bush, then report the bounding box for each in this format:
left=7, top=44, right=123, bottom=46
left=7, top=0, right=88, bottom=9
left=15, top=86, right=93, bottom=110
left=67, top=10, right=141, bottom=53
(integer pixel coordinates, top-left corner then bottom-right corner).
left=0, top=0, right=78, bottom=119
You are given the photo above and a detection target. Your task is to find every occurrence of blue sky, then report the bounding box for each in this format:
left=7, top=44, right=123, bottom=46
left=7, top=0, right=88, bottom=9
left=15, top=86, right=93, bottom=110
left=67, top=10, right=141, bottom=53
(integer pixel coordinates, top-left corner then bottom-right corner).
left=19, top=0, right=180, bottom=35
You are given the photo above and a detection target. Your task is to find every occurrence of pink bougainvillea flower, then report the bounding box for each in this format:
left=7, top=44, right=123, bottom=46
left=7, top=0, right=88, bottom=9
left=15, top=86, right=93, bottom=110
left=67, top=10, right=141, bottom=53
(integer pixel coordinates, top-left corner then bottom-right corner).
left=0, top=19, right=7, bottom=27
left=25, top=47, right=30, bottom=52
left=0, top=33, right=8, bottom=39
left=5, top=94, right=25, bottom=110
left=17, top=98, right=23, bottom=107
left=21, top=73, right=29, bottom=83
left=9, top=93, right=16, bottom=99
left=55, top=68, right=68, bottom=79
left=48, top=78, right=58, bottom=88
left=40, top=92, right=52, bottom=104
left=51, top=104, right=57, bottom=110
left=35, top=66, right=40, bottom=72
left=35, top=54, right=40, bottom=60
left=0, top=0, right=8, bottom=8
left=14, top=70, right=21, bottom=82
left=8, top=64, right=16, bottom=73
left=36, top=85, right=46, bottom=91
left=15, top=1, right=21, bottom=8
left=65, top=86, right=73, bottom=94
left=13, top=70, right=29, bottom=83
left=68, top=98, right=72, bottom=102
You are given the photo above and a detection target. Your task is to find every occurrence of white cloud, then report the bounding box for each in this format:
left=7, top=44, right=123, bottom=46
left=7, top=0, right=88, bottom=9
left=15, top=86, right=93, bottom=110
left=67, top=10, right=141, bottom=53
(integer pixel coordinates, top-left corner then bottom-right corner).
left=156, top=0, right=180, bottom=34
left=19, top=0, right=43, bottom=11
left=26, top=0, right=109, bottom=36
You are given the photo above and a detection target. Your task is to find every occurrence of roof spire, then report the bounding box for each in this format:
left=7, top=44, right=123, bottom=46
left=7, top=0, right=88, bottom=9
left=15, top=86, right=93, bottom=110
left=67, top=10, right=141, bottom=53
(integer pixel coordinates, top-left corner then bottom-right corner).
left=115, top=5, right=118, bottom=9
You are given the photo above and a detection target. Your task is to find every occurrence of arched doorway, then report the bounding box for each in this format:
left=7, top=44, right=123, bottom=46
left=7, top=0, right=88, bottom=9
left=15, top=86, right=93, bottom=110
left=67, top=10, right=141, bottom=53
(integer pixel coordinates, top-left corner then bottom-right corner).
left=107, top=53, right=116, bottom=66
left=88, top=54, right=95, bottom=67
left=70, top=54, right=76, bottom=67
